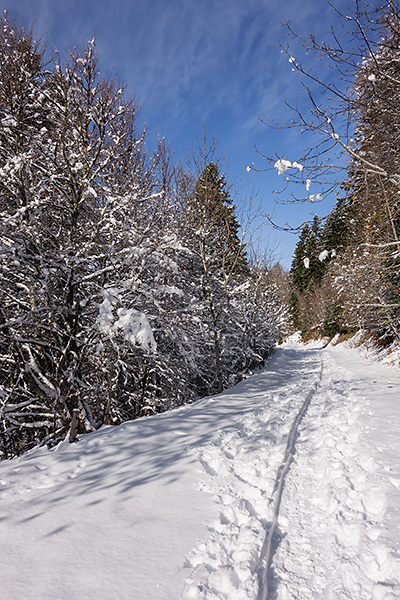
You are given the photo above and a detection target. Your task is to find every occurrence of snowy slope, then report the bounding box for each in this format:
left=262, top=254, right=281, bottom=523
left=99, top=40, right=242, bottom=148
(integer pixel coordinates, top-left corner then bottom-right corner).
left=1, top=338, right=399, bottom=599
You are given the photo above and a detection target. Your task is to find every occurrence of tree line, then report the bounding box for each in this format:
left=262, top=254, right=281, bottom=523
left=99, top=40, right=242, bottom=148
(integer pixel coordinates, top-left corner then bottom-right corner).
left=272, top=1, right=400, bottom=347
left=0, top=13, right=290, bottom=459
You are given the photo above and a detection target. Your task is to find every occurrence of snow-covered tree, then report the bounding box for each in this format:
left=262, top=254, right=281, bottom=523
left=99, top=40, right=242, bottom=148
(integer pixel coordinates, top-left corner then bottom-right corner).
left=0, top=19, right=156, bottom=456
left=0, top=13, right=289, bottom=459
left=266, top=1, right=400, bottom=342
left=184, top=161, right=248, bottom=392
left=234, top=259, right=290, bottom=373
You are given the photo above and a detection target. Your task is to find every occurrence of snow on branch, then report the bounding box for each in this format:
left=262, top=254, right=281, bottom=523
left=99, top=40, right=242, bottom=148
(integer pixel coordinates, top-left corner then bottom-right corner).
left=98, top=289, right=156, bottom=353
left=274, top=159, right=304, bottom=175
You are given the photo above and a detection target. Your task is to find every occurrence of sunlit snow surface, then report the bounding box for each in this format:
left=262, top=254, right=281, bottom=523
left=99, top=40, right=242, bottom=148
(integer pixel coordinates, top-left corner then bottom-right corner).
left=1, top=337, right=399, bottom=599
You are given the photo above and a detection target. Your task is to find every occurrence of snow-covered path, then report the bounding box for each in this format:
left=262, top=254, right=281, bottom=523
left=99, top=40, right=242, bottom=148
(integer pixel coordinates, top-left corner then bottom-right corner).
left=269, top=344, right=400, bottom=600
left=0, top=339, right=399, bottom=599
left=183, top=341, right=400, bottom=600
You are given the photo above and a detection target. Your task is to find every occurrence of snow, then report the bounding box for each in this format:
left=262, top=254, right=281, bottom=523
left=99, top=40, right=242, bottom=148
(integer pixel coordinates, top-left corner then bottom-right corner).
left=1, top=337, right=400, bottom=599
left=319, top=249, right=330, bottom=261
left=274, top=159, right=303, bottom=175
left=114, top=307, right=156, bottom=352
left=98, top=288, right=156, bottom=352
left=274, top=159, right=292, bottom=175
left=309, top=193, right=322, bottom=202
left=291, top=161, right=303, bottom=172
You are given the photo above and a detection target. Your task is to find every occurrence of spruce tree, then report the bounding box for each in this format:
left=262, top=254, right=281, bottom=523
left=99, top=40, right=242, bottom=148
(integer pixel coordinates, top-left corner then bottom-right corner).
left=291, top=216, right=325, bottom=293
left=186, top=161, right=247, bottom=393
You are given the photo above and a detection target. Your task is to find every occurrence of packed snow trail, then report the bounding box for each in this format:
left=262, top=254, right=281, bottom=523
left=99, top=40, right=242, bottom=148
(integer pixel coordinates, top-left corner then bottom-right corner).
left=257, top=354, right=324, bottom=600
left=182, top=339, right=400, bottom=600
left=183, top=344, right=326, bottom=599
left=0, top=338, right=399, bottom=599
left=269, top=343, right=400, bottom=600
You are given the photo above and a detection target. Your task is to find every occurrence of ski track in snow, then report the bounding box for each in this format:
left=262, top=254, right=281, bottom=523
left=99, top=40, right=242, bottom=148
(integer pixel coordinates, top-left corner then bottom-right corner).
left=271, top=348, right=400, bottom=600
left=183, top=345, right=325, bottom=600
left=183, top=342, right=400, bottom=600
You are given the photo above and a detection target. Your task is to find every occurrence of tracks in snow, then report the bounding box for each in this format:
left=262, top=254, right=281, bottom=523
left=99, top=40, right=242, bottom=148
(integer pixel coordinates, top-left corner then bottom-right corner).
left=257, top=355, right=324, bottom=600
left=182, top=345, right=325, bottom=600
left=183, top=343, right=400, bottom=600
left=270, top=348, right=400, bottom=600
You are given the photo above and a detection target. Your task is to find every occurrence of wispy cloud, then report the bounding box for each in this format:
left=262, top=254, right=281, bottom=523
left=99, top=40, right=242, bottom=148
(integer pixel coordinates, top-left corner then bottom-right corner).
left=11, top=0, right=355, bottom=266
left=12, top=0, right=348, bottom=124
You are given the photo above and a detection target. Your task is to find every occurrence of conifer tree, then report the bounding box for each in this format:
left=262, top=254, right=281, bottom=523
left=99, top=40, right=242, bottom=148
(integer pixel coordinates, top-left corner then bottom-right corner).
left=291, top=216, right=325, bottom=293
left=186, top=161, right=247, bottom=392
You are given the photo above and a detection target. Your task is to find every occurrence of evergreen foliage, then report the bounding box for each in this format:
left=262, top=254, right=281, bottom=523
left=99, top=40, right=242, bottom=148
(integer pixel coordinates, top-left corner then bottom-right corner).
left=291, top=216, right=325, bottom=293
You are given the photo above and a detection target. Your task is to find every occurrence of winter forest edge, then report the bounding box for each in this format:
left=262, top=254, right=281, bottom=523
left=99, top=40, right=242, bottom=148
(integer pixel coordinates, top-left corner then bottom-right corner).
left=277, top=1, right=400, bottom=348
left=0, top=12, right=291, bottom=459
left=2, top=0, right=400, bottom=460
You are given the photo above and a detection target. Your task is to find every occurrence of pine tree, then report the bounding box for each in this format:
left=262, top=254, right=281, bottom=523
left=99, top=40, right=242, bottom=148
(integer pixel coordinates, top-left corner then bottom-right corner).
left=190, top=162, right=246, bottom=274
left=291, top=216, right=325, bottom=293
left=186, top=161, right=247, bottom=393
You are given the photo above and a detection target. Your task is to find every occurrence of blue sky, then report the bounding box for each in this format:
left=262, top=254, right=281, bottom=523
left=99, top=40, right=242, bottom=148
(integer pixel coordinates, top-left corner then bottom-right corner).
left=10, top=0, right=357, bottom=268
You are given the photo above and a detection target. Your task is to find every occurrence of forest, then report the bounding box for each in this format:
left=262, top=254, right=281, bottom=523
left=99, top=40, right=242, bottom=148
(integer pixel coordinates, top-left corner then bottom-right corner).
left=0, top=12, right=290, bottom=459
left=1, top=0, right=400, bottom=460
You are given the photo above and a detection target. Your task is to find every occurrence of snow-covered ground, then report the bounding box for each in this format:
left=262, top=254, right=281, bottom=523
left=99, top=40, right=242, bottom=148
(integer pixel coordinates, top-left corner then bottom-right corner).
left=1, top=337, right=399, bottom=599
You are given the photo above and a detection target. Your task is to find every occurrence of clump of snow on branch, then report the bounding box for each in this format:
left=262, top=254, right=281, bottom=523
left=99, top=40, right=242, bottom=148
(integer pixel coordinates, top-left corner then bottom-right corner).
left=309, top=193, right=322, bottom=202
left=274, top=159, right=304, bottom=175
left=98, top=288, right=120, bottom=333
left=303, top=257, right=310, bottom=269
left=98, top=289, right=156, bottom=352
left=319, top=250, right=330, bottom=262
left=114, top=308, right=156, bottom=353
